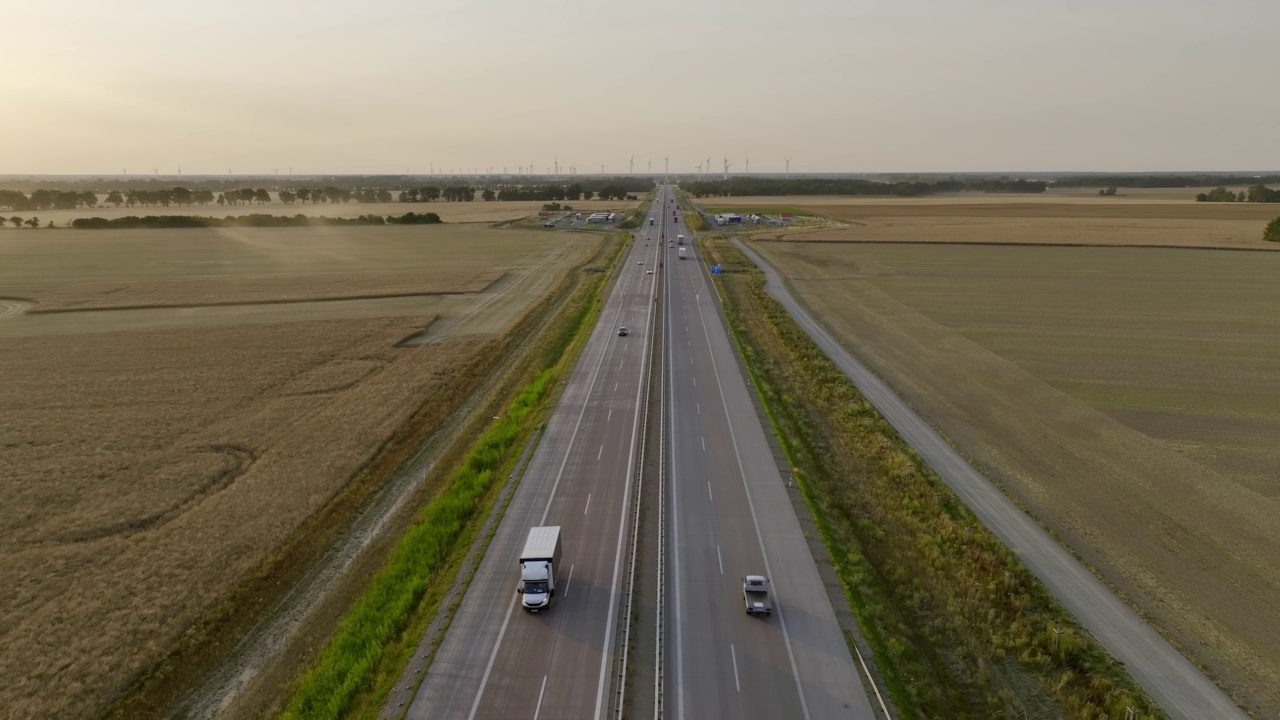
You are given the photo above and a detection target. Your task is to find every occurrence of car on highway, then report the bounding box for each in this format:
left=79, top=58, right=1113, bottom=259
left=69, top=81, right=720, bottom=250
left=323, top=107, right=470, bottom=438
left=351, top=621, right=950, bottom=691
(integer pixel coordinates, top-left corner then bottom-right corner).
left=743, top=575, right=772, bottom=616
left=617, top=327, right=628, bottom=337
left=543, top=221, right=555, bottom=227
left=646, top=270, right=653, bottom=274
left=637, top=260, right=644, bottom=265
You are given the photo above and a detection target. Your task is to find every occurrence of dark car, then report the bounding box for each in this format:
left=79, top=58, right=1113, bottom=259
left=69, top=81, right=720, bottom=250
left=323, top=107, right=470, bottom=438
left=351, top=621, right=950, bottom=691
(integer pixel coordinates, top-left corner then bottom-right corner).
left=618, top=327, right=628, bottom=337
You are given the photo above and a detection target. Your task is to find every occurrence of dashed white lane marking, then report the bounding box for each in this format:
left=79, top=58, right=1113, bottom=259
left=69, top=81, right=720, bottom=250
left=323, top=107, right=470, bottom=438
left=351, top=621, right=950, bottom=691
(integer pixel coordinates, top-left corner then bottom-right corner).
left=597, top=444, right=603, bottom=461
left=717, top=545, right=724, bottom=575
left=534, top=675, right=549, bottom=720
left=731, top=645, right=741, bottom=693
left=707, top=481, right=713, bottom=502
left=584, top=493, right=592, bottom=515
left=563, top=563, right=575, bottom=597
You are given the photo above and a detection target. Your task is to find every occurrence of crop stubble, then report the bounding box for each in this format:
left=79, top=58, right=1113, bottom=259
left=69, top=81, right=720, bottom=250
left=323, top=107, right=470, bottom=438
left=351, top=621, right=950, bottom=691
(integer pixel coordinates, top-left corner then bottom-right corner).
left=704, top=194, right=1279, bottom=250
left=0, top=225, right=594, bottom=719
left=753, top=239, right=1280, bottom=716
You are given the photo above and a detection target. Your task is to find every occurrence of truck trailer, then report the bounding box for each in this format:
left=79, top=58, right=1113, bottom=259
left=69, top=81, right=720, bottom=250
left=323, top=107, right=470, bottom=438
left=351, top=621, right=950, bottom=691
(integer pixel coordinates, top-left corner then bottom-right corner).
left=678, top=247, right=687, bottom=260
left=518, top=526, right=562, bottom=612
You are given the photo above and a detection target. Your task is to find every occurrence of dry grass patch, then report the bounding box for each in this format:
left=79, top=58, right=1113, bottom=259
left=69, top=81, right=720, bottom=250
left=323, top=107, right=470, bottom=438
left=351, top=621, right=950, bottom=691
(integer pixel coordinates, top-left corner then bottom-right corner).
left=754, top=240, right=1280, bottom=716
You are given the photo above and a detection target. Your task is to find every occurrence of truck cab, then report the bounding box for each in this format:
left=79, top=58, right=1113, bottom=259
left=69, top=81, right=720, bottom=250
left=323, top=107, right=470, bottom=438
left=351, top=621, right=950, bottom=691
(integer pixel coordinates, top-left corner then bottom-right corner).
left=518, top=526, right=562, bottom=612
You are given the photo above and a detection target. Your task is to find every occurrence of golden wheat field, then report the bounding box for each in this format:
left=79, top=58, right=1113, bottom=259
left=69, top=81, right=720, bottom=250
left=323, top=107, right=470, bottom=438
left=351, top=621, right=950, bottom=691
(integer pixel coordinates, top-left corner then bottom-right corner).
left=0, top=225, right=597, bottom=719
left=703, top=193, right=1280, bottom=249
left=754, top=239, right=1280, bottom=716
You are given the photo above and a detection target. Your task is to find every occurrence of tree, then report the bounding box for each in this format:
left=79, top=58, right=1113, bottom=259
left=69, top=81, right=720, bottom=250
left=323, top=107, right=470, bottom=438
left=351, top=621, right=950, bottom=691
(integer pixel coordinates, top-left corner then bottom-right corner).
left=217, top=194, right=226, bottom=207
left=565, top=183, right=583, bottom=201
left=125, top=190, right=138, bottom=207
left=9, top=216, right=22, bottom=227
left=106, top=191, right=124, bottom=207
left=582, top=190, right=593, bottom=200
left=296, top=188, right=311, bottom=204
left=1265, top=217, right=1280, bottom=242
left=254, top=188, right=271, bottom=205
left=279, top=190, right=296, bottom=204
left=25, top=216, right=40, bottom=228
left=482, top=188, right=496, bottom=201
left=419, top=186, right=441, bottom=201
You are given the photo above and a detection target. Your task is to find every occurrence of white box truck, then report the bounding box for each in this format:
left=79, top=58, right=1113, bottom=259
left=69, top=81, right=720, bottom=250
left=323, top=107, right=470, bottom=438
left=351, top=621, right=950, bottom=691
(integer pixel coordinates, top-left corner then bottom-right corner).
left=678, top=247, right=687, bottom=260
left=518, top=526, right=562, bottom=612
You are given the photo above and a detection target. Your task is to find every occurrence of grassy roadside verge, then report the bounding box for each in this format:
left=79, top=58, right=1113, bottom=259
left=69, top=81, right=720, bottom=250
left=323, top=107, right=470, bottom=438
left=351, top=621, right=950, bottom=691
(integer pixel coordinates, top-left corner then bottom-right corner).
left=280, top=238, right=622, bottom=720
left=702, top=236, right=1163, bottom=720
left=617, top=195, right=653, bottom=229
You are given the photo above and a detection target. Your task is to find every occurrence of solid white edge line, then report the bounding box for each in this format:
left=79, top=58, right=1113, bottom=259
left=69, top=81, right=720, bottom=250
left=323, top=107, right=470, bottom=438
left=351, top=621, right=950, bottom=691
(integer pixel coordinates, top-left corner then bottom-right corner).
left=717, top=545, right=724, bottom=575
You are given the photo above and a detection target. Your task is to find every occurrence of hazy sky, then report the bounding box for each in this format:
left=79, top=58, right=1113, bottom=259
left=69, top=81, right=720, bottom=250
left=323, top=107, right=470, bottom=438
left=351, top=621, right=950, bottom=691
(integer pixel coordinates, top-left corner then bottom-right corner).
left=4, top=0, right=1277, bottom=174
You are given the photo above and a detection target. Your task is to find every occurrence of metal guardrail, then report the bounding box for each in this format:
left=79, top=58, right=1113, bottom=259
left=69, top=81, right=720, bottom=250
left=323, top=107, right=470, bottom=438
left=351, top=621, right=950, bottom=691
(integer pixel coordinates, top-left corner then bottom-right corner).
left=653, top=213, right=668, bottom=718
left=613, top=208, right=663, bottom=720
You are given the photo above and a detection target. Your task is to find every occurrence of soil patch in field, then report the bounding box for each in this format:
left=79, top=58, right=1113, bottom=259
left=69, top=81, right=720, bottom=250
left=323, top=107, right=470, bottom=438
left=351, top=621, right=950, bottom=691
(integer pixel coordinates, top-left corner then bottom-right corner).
left=754, top=240, right=1280, bottom=716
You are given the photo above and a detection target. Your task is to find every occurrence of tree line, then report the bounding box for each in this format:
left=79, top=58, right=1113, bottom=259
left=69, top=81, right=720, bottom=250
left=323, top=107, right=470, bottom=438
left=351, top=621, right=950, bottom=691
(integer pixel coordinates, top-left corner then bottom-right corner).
left=682, top=177, right=1047, bottom=198
left=67, top=212, right=442, bottom=229
left=1195, top=185, right=1280, bottom=203
left=1, top=183, right=641, bottom=212
left=1051, top=174, right=1280, bottom=189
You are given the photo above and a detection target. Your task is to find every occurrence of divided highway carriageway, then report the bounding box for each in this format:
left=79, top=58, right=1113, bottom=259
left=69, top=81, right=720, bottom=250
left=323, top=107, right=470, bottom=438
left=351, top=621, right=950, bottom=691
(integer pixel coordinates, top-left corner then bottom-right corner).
left=399, top=186, right=880, bottom=719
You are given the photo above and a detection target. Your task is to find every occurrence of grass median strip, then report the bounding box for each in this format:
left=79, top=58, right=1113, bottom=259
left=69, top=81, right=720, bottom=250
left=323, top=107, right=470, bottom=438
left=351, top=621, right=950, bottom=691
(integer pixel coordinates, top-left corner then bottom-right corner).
left=280, top=239, right=618, bottom=720
left=703, top=236, right=1163, bottom=720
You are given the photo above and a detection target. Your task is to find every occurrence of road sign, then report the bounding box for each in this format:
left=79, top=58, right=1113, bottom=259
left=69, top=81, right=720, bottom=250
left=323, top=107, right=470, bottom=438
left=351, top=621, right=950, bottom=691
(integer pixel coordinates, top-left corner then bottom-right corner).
left=711, top=265, right=721, bottom=275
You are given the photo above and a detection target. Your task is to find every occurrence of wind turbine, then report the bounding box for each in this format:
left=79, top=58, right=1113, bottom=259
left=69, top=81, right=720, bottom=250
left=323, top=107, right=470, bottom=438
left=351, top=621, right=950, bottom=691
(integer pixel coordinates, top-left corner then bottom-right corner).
left=664, top=156, right=669, bottom=183
left=629, top=156, right=634, bottom=175
left=785, top=157, right=791, bottom=178
left=745, top=156, right=749, bottom=174
left=554, top=157, right=560, bottom=179
left=723, top=157, right=732, bottom=180
left=600, top=163, right=604, bottom=175
left=648, top=158, right=652, bottom=175
left=177, top=164, right=181, bottom=176
left=153, top=168, right=159, bottom=176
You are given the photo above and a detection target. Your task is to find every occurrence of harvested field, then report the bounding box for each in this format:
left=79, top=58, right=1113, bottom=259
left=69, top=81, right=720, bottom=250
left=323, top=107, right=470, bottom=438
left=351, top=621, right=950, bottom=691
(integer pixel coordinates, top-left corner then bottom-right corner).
left=1, top=197, right=642, bottom=227
left=752, top=240, right=1280, bottom=716
left=700, top=194, right=1279, bottom=249
left=0, top=225, right=597, bottom=719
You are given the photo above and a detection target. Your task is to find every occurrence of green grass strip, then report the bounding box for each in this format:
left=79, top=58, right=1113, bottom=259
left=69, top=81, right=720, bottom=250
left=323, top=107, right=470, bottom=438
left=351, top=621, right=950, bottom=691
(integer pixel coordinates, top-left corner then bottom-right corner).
left=281, top=239, right=619, bottom=720
left=281, top=371, right=553, bottom=720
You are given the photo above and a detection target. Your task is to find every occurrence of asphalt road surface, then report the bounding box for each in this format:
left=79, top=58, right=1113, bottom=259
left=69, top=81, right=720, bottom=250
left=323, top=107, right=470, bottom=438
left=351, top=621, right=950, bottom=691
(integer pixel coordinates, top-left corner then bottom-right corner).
left=406, top=197, right=661, bottom=720
left=732, top=237, right=1248, bottom=720
left=663, top=206, right=876, bottom=719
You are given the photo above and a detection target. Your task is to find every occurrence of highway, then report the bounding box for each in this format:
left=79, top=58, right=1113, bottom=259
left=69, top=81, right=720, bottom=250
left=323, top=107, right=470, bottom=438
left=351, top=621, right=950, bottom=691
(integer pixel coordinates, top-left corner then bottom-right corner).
left=405, top=194, right=662, bottom=719
left=662, top=203, right=877, bottom=719
left=732, top=237, right=1249, bottom=720
left=401, top=187, right=878, bottom=719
